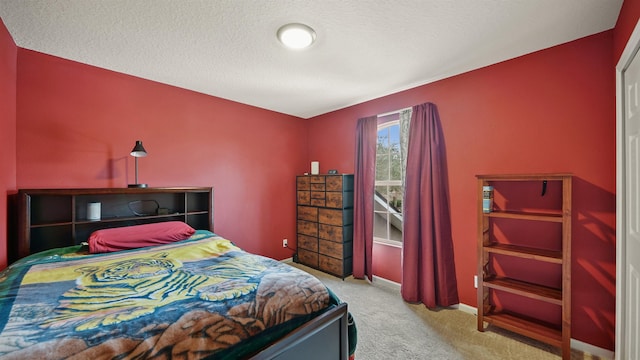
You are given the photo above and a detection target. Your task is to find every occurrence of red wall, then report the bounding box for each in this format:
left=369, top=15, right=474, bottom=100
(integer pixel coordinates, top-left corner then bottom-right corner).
left=0, top=18, right=17, bottom=270
left=15, top=49, right=308, bottom=260
left=614, top=0, right=640, bottom=61
left=307, top=31, right=616, bottom=349
left=372, top=242, right=402, bottom=283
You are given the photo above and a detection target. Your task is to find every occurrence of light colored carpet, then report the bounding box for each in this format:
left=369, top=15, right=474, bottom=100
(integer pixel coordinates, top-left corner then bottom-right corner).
left=289, top=263, right=605, bottom=360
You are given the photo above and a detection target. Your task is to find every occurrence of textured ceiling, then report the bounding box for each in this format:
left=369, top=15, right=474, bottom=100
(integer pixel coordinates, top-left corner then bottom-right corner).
left=0, top=0, right=624, bottom=118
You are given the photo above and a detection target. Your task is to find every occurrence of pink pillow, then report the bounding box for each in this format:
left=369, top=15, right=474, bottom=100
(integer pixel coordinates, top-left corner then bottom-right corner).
left=88, top=221, right=196, bottom=253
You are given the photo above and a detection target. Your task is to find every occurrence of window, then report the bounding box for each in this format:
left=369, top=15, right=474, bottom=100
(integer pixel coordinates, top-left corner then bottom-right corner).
left=374, top=120, right=404, bottom=245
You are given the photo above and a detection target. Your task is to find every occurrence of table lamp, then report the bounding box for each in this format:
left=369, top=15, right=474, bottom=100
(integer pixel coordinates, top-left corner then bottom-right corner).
left=128, top=140, right=148, bottom=188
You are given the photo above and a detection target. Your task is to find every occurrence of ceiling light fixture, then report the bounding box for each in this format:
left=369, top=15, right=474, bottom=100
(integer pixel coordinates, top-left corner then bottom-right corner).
left=277, top=23, right=316, bottom=50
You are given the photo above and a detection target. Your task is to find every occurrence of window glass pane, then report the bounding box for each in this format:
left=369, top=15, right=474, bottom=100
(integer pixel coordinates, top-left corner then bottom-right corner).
left=390, top=125, right=402, bottom=181
left=390, top=152, right=401, bottom=180
left=377, top=129, right=389, bottom=149
left=389, top=125, right=400, bottom=144
left=375, top=154, right=389, bottom=181
left=389, top=223, right=403, bottom=242
left=388, top=186, right=402, bottom=213
left=373, top=211, right=388, bottom=239
left=389, top=126, right=400, bottom=153
left=390, top=142, right=401, bottom=156
left=375, top=185, right=389, bottom=204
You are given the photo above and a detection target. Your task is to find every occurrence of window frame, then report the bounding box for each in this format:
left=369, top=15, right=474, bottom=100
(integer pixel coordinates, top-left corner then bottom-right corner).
left=373, top=119, right=404, bottom=247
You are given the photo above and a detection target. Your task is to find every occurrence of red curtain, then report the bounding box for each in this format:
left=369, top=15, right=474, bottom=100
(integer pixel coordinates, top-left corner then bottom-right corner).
left=353, top=116, right=377, bottom=280
left=401, top=103, right=459, bottom=308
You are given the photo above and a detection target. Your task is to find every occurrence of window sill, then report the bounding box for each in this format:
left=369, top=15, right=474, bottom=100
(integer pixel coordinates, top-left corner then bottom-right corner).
left=373, top=238, right=403, bottom=249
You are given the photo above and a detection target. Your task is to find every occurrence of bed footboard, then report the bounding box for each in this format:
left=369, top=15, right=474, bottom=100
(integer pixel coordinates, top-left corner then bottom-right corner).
left=251, top=303, right=349, bottom=360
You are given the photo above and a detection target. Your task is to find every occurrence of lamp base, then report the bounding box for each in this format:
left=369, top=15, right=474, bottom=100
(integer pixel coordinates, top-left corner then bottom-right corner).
left=128, top=184, right=148, bottom=188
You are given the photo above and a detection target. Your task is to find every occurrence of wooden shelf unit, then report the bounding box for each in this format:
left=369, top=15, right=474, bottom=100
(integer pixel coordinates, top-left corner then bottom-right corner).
left=476, top=173, right=571, bottom=359
left=14, top=187, right=212, bottom=262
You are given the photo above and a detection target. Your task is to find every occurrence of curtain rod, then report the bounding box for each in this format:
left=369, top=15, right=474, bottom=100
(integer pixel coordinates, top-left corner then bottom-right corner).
left=377, top=106, right=412, bottom=118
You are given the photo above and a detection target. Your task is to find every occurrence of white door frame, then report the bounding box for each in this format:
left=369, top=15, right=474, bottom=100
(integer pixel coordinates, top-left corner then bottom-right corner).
left=616, top=19, right=640, bottom=360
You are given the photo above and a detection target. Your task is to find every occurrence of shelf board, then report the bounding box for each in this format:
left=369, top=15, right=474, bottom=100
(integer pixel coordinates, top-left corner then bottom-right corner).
left=485, top=243, right=563, bottom=264
left=482, top=311, right=562, bottom=348
left=75, top=213, right=185, bottom=225
left=31, top=212, right=210, bottom=228
left=486, top=210, right=564, bottom=223
left=31, top=221, right=73, bottom=228
left=22, top=187, right=211, bottom=195
left=483, top=276, right=562, bottom=305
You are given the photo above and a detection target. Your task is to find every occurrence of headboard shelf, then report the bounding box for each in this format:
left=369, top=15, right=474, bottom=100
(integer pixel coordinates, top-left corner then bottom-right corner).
left=14, top=187, right=213, bottom=263
left=75, top=213, right=184, bottom=224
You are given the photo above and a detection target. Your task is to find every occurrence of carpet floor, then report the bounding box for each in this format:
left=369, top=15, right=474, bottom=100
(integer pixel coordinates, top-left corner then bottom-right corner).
left=289, top=263, right=605, bottom=360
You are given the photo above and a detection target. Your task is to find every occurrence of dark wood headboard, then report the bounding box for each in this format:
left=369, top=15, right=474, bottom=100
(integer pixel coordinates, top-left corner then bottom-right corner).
left=13, top=187, right=213, bottom=263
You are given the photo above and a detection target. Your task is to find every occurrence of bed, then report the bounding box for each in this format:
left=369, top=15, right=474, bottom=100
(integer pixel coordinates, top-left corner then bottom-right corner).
left=1, top=187, right=356, bottom=359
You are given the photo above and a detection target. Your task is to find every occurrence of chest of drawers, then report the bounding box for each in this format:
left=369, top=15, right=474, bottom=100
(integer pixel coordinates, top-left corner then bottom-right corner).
left=296, top=174, right=354, bottom=278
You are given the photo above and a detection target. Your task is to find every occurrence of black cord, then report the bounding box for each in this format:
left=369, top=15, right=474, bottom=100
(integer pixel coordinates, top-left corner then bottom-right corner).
left=284, top=245, right=297, bottom=253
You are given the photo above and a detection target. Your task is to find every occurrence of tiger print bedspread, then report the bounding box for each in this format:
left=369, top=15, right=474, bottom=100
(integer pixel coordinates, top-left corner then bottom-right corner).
left=0, top=232, right=332, bottom=359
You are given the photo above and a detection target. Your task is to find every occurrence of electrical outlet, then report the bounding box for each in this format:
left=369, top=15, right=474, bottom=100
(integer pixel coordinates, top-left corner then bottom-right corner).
left=283, top=239, right=288, bottom=248
left=474, top=275, right=478, bottom=288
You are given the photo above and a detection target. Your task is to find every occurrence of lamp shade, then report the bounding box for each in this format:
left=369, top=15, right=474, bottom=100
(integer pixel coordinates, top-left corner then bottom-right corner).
left=130, top=140, right=147, bottom=157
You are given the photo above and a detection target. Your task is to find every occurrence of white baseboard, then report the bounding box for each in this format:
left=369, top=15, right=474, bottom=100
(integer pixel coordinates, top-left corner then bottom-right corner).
left=454, top=303, right=477, bottom=315
left=280, top=257, right=294, bottom=263
left=570, top=338, right=614, bottom=359
left=457, top=303, right=614, bottom=359
left=372, top=275, right=401, bottom=293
